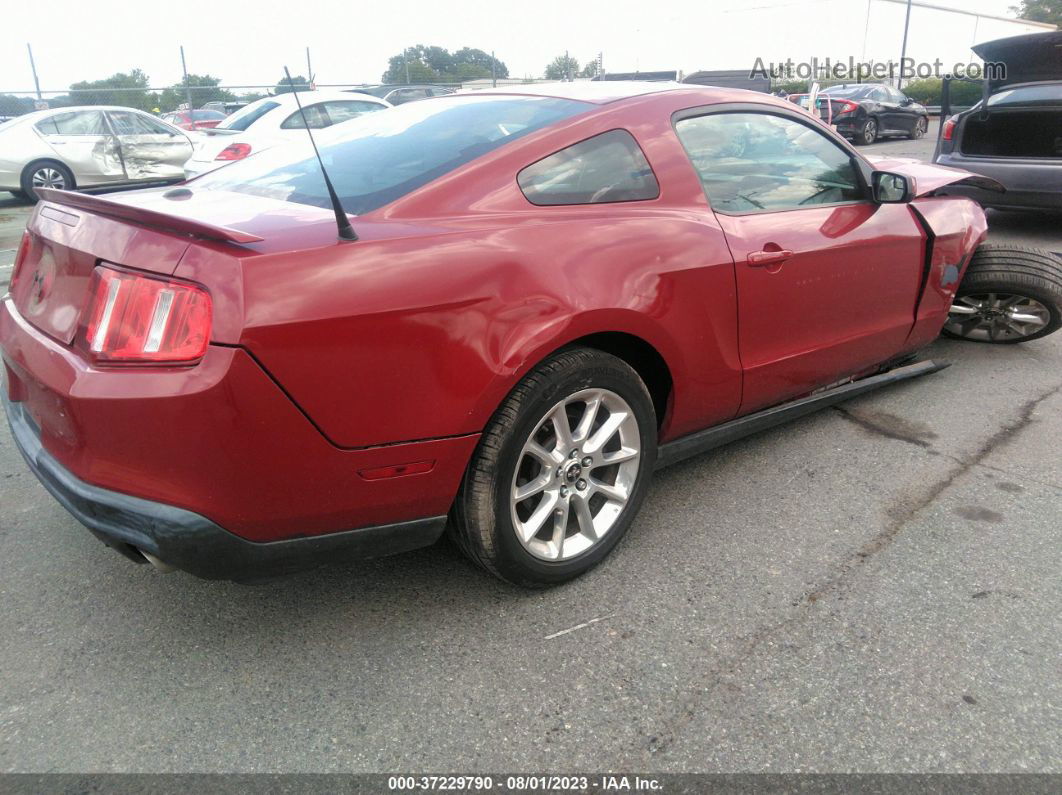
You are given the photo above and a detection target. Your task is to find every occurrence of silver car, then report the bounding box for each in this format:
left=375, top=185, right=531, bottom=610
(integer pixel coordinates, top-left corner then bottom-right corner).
left=0, top=106, right=193, bottom=202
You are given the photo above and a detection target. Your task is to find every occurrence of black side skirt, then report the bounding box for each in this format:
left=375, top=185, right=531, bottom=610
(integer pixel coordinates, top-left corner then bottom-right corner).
left=656, top=360, right=948, bottom=470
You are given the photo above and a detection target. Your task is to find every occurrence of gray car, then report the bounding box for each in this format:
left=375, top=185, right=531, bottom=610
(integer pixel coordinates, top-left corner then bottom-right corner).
left=933, top=30, right=1062, bottom=212
left=0, top=106, right=193, bottom=202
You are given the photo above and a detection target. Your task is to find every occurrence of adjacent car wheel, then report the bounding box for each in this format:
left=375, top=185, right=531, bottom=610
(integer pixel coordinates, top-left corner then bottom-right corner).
left=943, top=245, right=1062, bottom=343
left=855, top=118, right=878, bottom=145
left=20, top=160, right=75, bottom=202
left=909, top=116, right=928, bottom=139
left=451, top=348, right=657, bottom=587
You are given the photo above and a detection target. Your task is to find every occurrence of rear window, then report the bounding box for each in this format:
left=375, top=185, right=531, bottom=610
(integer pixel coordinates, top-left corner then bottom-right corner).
left=821, top=85, right=877, bottom=99
left=518, top=130, right=659, bottom=205
left=195, top=95, right=590, bottom=215
left=988, top=84, right=1062, bottom=107
left=191, top=110, right=225, bottom=121
left=218, top=100, right=280, bottom=131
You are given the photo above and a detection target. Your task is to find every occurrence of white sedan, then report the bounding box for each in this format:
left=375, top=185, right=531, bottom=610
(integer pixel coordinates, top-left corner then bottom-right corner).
left=183, top=90, right=391, bottom=178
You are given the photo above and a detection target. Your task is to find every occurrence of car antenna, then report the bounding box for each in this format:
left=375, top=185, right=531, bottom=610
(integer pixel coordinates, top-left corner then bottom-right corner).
left=283, top=66, right=357, bottom=241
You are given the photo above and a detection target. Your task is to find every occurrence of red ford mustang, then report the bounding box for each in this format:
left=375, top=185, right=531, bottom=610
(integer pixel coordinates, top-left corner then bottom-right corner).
left=4, top=83, right=1061, bottom=586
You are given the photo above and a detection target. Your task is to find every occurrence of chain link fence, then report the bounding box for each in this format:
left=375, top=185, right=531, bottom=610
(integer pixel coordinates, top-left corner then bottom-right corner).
left=0, top=78, right=565, bottom=123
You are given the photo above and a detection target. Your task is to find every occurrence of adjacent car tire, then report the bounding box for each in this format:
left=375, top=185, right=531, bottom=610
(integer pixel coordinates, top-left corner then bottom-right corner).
left=909, top=116, right=928, bottom=139
left=451, top=347, right=657, bottom=587
left=20, top=160, right=75, bottom=202
left=855, top=118, right=878, bottom=145
left=943, top=245, right=1062, bottom=344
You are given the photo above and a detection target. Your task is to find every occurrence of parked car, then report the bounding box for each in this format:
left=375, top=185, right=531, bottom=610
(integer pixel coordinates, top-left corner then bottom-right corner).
left=161, top=109, right=227, bottom=130
left=791, top=84, right=929, bottom=144
left=183, top=90, right=391, bottom=178
left=347, top=84, right=456, bottom=105
left=0, top=106, right=193, bottom=201
left=933, top=30, right=1062, bottom=212
left=4, top=83, right=1060, bottom=586
left=201, top=101, right=248, bottom=116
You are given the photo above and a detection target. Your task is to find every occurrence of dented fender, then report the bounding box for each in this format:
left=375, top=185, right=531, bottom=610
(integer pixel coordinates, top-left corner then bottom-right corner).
left=904, top=195, right=990, bottom=348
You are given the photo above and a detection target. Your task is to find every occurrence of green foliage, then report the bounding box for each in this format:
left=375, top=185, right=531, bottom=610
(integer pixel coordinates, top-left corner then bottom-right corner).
left=275, top=74, right=310, bottom=95
left=544, top=54, right=579, bottom=81
left=1009, top=0, right=1062, bottom=25
left=381, top=46, right=508, bottom=84
left=579, top=61, right=600, bottom=79
left=69, top=69, right=154, bottom=110
left=158, top=74, right=236, bottom=111
left=901, top=77, right=983, bottom=107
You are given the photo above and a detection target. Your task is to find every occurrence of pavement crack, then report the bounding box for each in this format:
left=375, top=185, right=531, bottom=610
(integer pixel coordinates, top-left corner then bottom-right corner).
left=631, top=380, right=1062, bottom=763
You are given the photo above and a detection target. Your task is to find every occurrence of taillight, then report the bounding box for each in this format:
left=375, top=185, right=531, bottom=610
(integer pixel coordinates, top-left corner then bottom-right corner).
left=836, top=100, right=859, bottom=115
left=215, top=143, right=252, bottom=161
left=942, top=116, right=958, bottom=141
left=82, top=265, right=211, bottom=364
left=8, top=232, right=31, bottom=292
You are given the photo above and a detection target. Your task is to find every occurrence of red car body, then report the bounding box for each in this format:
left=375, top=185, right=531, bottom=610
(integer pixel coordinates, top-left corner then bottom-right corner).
left=1, top=84, right=989, bottom=580
left=163, top=110, right=224, bottom=130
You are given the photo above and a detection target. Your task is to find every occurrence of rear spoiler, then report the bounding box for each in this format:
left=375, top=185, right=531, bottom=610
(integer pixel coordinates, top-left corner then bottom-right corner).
left=34, top=188, right=264, bottom=244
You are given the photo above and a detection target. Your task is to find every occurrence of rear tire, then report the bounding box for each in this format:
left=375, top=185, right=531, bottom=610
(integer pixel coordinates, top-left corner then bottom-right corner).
left=20, top=160, right=75, bottom=202
left=855, top=117, right=878, bottom=145
left=942, top=245, right=1062, bottom=343
left=450, top=348, right=657, bottom=587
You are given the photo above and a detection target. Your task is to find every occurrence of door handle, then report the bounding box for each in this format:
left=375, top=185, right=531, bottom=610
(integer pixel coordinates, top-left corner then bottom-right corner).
left=747, top=248, right=794, bottom=266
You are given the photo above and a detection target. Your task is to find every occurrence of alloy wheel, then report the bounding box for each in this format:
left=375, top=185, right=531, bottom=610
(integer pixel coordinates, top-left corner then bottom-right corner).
left=863, top=119, right=878, bottom=145
left=510, top=388, right=641, bottom=562
left=944, top=293, right=1052, bottom=341
left=31, top=167, right=68, bottom=190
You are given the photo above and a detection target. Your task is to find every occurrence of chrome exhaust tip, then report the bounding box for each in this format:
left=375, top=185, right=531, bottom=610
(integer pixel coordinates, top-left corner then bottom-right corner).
left=139, top=550, right=176, bottom=573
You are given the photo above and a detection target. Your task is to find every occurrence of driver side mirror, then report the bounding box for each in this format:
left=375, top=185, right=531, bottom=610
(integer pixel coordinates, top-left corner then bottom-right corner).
left=872, top=171, right=914, bottom=203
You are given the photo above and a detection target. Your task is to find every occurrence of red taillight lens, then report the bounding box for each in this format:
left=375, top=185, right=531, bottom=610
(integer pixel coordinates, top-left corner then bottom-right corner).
left=838, top=100, right=859, bottom=115
left=9, top=232, right=32, bottom=292
left=942, top=116, right=957, bottom=141
left=83, top=265, right=212, bottom=364
left=215, top=143, right=252, bottom=161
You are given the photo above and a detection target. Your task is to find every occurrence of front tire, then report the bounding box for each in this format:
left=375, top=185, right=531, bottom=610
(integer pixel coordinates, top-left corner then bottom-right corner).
left=451, top=348, right=657, bottom=587
left=909, top=116, right=928, bottom=139
left=943, top=245, right=1062, bottom=343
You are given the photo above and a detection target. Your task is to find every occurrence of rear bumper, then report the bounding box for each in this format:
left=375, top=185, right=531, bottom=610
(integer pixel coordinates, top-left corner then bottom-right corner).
left=5, top=396, right=446, bottom=581
left=1, top=294, right=478, bottom=578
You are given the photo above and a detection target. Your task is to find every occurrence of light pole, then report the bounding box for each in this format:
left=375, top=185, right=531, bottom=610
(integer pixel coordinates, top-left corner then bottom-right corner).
left=897, top=0, right=913, bottom=88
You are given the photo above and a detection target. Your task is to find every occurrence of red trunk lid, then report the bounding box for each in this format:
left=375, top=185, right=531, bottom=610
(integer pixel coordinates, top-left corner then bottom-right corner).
left=11, top=201, right=191, bottom=346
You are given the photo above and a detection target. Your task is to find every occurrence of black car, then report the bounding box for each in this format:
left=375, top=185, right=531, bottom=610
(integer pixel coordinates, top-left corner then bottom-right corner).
left=817, top=84, right=930, bottom=145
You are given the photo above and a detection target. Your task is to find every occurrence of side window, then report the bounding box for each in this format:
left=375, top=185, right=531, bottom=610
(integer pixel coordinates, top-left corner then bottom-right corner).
left=518, top=129, right=659, bottom=206
left=280, top=104, right=330, bottom=129
left=871, top=87, right=889, bottom=102
left=108, top=111, right=175, bottom=136
left=388, top=89, right=429, bottom=105
left=320, top=100, right=384, bottom=125
left=674, top=112, right=864, bottom=213
left=35, top=111, right=107, bottom=136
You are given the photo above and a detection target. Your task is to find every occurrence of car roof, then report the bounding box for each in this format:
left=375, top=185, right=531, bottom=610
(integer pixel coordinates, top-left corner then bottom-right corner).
left=466, top=80, right=693, bottom=104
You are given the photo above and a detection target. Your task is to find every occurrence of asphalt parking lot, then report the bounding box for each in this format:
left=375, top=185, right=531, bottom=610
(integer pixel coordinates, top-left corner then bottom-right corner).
left=1, top=123, right=1060, bottom=773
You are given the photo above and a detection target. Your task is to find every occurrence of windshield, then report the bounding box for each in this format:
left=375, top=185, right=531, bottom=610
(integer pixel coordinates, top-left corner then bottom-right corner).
left=218, top=100, right=280, bottom=131
left=195, top=94, right=590, bottom=215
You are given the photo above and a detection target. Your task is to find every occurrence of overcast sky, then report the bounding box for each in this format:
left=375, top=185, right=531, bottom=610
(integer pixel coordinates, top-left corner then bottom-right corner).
left=0, top=0, right=1031, bottom=93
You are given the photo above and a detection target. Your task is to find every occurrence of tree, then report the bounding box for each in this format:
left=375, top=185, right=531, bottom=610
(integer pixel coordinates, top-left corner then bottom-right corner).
left=381, top=46, right=508, bottom=84
left=69, top=69, right=153, bottom=110
left=1010, top=0, right=1061, bottom=25
left=159, top=74, right=236, bottom=111
left=275, top=74, right=310, bottom=94
left=544, top=54, right=579, bottom=81
left=579, top=60, right=600, bottom=79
